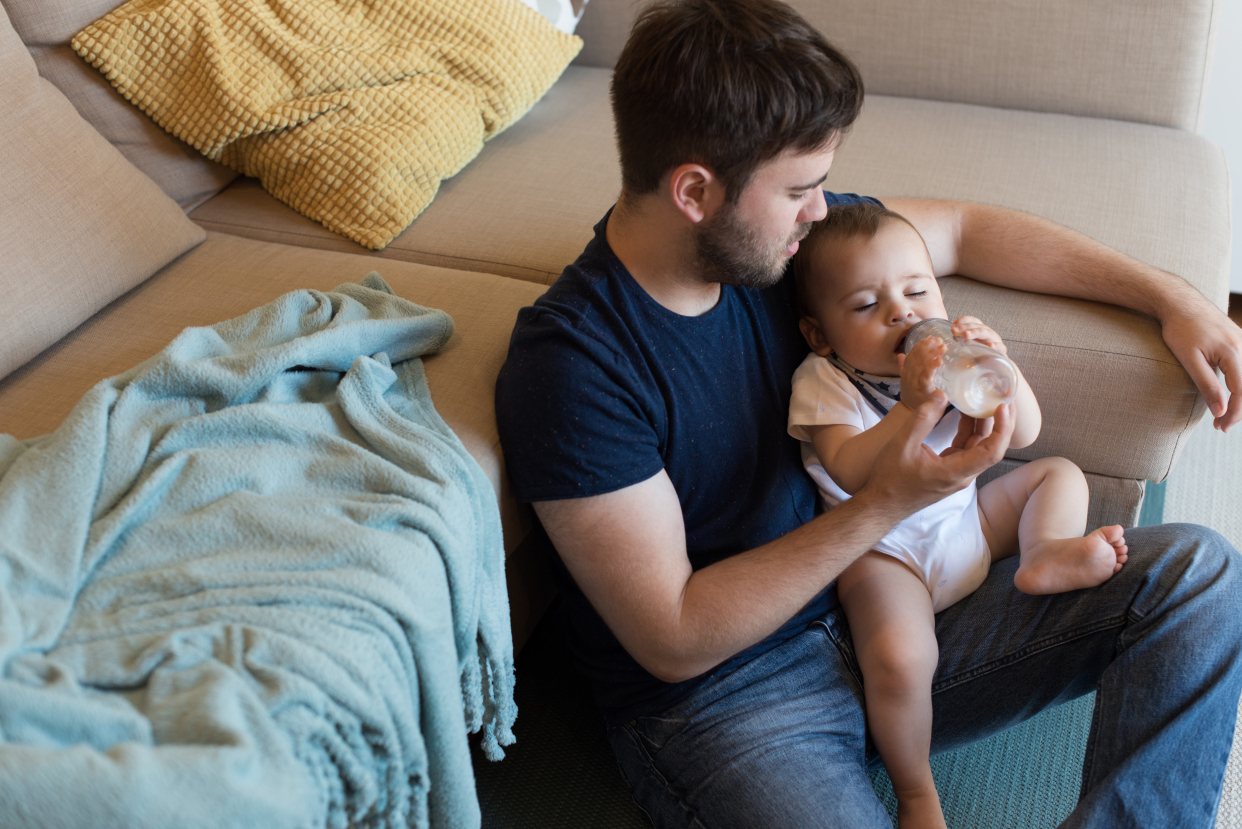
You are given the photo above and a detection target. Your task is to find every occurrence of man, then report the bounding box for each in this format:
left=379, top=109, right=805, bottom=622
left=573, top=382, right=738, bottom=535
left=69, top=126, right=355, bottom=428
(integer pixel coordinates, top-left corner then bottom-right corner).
left=494, top=0, right=1242, bottom=825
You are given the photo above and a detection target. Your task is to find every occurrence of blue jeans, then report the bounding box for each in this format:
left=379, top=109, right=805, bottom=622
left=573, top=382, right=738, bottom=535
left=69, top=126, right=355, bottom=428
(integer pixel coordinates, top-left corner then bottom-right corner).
left=608, top=524, right=1242, bottom=828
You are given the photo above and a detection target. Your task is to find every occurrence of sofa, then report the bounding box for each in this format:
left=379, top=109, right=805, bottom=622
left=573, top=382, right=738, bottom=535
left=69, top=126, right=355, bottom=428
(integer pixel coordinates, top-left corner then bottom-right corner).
left=0, top=0, right=1232, bottom=822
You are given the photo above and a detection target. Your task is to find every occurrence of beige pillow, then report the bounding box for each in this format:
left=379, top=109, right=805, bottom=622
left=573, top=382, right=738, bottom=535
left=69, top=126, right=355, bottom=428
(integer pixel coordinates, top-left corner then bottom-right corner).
left=0, top=0, right=238, bottom=210
left=0, top=2, right=205, bottom=382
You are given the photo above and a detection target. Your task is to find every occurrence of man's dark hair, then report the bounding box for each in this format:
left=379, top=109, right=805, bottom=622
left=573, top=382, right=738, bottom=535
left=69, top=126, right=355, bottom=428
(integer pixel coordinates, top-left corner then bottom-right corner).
left=611, top=0, right=864, bottom=202
left=792, top=202, right=927, bottom=315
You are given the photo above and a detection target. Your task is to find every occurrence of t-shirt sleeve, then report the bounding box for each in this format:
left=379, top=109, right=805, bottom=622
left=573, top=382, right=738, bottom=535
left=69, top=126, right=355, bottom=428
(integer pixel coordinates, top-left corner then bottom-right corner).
left=825, top=191, right=884, bottom=209
left=787, top=354, right=867, bottom=442
left=495, top=303, right=665, bottom=503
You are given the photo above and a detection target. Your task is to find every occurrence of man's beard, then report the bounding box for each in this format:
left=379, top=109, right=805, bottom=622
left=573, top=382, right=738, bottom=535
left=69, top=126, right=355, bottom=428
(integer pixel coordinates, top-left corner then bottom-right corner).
left=695, top=203, right=811, bottom=290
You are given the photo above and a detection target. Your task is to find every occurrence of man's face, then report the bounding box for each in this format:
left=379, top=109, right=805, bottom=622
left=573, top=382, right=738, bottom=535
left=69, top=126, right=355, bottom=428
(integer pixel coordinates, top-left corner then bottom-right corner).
left=802, top=219, right=947, bottom=376
left=695, top=146, right=835, bottom=290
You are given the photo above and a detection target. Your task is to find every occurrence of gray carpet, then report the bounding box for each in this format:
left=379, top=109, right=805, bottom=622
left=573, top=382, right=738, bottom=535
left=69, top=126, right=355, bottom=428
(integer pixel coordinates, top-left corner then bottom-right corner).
left=471, top=603, right=653, bottom=829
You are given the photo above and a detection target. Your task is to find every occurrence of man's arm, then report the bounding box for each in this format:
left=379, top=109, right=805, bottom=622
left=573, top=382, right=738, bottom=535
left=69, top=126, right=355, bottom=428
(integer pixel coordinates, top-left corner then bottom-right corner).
left=536, top=396, right=1013, bottom=683
left=884, top=198, right=1242, bottom=432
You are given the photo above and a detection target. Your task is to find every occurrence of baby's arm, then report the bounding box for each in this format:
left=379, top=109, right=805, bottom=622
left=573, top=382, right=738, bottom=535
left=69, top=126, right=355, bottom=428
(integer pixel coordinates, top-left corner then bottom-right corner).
left=808, top=338, right=945, bottom=495
left=952, top=317, right=1041, bottom=448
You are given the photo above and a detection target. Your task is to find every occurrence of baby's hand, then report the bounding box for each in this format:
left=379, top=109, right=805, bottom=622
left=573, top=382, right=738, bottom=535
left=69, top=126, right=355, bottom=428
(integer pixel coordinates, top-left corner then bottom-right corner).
left=897, top=336, right=945, bottom=411
left=953, top=316, right=1007, bottom=354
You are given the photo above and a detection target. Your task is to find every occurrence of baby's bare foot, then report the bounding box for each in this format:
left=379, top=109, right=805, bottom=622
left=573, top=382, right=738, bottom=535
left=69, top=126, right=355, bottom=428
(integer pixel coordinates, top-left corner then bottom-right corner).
left=895, top=785, right=947, bottom=829
left=1014, top=525, right=1128, bottom=595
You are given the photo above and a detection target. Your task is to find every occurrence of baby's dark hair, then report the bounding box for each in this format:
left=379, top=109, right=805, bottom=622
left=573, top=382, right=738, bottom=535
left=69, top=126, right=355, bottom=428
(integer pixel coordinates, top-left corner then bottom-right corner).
left=792, top=202, right=927, bottom=316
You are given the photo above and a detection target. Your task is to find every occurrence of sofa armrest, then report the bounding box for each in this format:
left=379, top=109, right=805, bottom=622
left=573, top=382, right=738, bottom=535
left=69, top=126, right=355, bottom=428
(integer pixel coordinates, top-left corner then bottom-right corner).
left=941, top=276, right=1207, bottom=484
left=575, top=0, right=1220, bottom=131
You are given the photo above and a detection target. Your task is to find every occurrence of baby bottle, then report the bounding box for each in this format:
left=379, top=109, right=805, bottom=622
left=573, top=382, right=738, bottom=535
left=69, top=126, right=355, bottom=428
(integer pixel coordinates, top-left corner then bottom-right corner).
left=901, top=318, right=1018, bottom=418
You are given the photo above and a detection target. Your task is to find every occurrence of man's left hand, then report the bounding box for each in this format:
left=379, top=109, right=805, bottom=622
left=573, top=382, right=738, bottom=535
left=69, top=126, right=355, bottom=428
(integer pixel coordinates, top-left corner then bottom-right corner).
left=1161, top=293, right=1242, bottom=432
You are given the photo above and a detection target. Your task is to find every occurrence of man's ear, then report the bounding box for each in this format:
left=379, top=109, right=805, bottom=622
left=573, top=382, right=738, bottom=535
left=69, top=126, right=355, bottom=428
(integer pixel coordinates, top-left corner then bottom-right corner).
left=799, top=316, right=833, bottom=356
left=667, top=163, right=725, bottom=224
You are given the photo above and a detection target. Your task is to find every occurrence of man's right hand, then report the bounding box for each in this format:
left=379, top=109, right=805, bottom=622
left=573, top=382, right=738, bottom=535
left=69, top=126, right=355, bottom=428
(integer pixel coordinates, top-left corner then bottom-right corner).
left=860, top=391, right=1013, bottom=520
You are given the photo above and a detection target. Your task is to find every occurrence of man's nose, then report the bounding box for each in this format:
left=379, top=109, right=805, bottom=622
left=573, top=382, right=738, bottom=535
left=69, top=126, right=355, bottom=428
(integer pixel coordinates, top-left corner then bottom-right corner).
left=799, top=189, right=828, bottom=224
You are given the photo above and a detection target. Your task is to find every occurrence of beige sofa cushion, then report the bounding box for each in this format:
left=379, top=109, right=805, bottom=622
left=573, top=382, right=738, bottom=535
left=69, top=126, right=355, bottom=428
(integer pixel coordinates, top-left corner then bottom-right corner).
left=0, top=2, right=205, bottom=383
left=574, top=0, right=1220, bottom=131
left=190, top=66, right=621, bottom=285
left=980, top=459, right=1145, bottom=533
left=0, top=232, right=545, bottom=560
left=0, top=231, right=551, bottom=646
left=825, top=94, right=1230, bottom=482
left=939, top=277, right=1206, bottom=483
left=830, top=95, right=1232, bottom=308
left=0, top=0, right=238, bottom=210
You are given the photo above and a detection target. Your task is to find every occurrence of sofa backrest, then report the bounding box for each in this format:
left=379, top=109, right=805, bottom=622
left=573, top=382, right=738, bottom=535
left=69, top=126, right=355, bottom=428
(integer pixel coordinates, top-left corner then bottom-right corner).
left=1, top=0, right=239, bottom=210
left=1, top=0, right=205, bottom=384
left=574, top=0, right=1221, bottom=132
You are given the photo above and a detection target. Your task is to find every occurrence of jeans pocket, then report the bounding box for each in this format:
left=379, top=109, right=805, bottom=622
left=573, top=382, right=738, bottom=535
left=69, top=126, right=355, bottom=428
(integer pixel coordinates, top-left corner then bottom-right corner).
left=630, top=712, right=690, bottom=753
left=813, top=614, right=865, bottom=691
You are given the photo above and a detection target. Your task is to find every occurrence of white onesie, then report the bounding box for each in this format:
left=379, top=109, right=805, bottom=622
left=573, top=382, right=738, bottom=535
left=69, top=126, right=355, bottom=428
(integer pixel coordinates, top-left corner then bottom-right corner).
left=788, top=352, right=991, bottom=612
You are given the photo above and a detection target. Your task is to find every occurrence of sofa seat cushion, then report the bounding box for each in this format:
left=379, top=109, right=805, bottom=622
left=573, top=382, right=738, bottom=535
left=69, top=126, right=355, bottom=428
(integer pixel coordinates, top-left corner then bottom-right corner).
left=190, top=65, right=621, bottom=285
left=0, top=231, right=546, bottom=562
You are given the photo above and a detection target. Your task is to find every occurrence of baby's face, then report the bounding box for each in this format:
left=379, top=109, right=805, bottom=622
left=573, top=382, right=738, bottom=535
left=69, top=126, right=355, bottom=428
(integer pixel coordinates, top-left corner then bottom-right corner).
left=801, top=219, right=948, bottom=376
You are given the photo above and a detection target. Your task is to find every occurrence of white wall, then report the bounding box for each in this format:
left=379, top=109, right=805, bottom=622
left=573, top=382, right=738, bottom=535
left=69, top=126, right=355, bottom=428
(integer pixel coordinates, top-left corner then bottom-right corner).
left=1201, top=0, right=1242, bottom=295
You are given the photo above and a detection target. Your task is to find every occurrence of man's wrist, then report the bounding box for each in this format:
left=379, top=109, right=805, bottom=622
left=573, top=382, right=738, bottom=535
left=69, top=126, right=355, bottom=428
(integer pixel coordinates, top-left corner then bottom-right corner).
left=849, top=473, right=923, bottom=528
left=1131, top=262, right=1196, bottom=324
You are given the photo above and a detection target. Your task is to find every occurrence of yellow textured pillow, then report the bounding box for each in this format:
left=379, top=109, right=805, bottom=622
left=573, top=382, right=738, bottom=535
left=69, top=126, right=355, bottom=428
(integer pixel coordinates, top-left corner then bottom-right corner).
left=72, top=0, right=582, bottom=249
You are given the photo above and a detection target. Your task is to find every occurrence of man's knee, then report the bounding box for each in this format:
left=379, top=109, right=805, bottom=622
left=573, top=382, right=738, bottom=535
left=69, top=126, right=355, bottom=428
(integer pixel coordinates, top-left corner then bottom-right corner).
left=1129, top=522, right=1242, bottom=627
left=1145, top=522, right=1239, bottom=575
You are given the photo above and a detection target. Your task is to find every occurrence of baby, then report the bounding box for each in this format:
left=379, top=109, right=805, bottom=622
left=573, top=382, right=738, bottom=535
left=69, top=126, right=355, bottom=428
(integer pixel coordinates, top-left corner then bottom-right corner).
left=787, top=202, right=1129, bottom=829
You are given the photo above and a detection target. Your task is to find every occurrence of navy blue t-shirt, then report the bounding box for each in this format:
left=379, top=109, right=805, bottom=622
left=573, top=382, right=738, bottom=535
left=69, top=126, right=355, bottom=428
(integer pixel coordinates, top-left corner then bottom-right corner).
left=495, top=192, right=879, bottom=725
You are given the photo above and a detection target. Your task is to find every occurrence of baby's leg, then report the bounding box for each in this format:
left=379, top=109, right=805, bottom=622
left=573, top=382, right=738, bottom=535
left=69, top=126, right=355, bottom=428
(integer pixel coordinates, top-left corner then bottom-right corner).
left=838, top=553, right=946, bottom=829
left=977, top=456, right=1128, bottom=595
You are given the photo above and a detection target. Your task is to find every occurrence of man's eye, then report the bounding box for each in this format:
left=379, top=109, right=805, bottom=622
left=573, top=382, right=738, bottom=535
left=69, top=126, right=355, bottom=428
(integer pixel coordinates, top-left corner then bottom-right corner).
left=789, top=191, right=807, bottom=201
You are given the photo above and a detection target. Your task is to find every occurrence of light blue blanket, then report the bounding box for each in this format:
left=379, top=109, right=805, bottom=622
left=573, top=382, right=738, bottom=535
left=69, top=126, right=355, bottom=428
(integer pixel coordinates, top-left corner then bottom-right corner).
left=0, top=274, right=514, bottom=829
